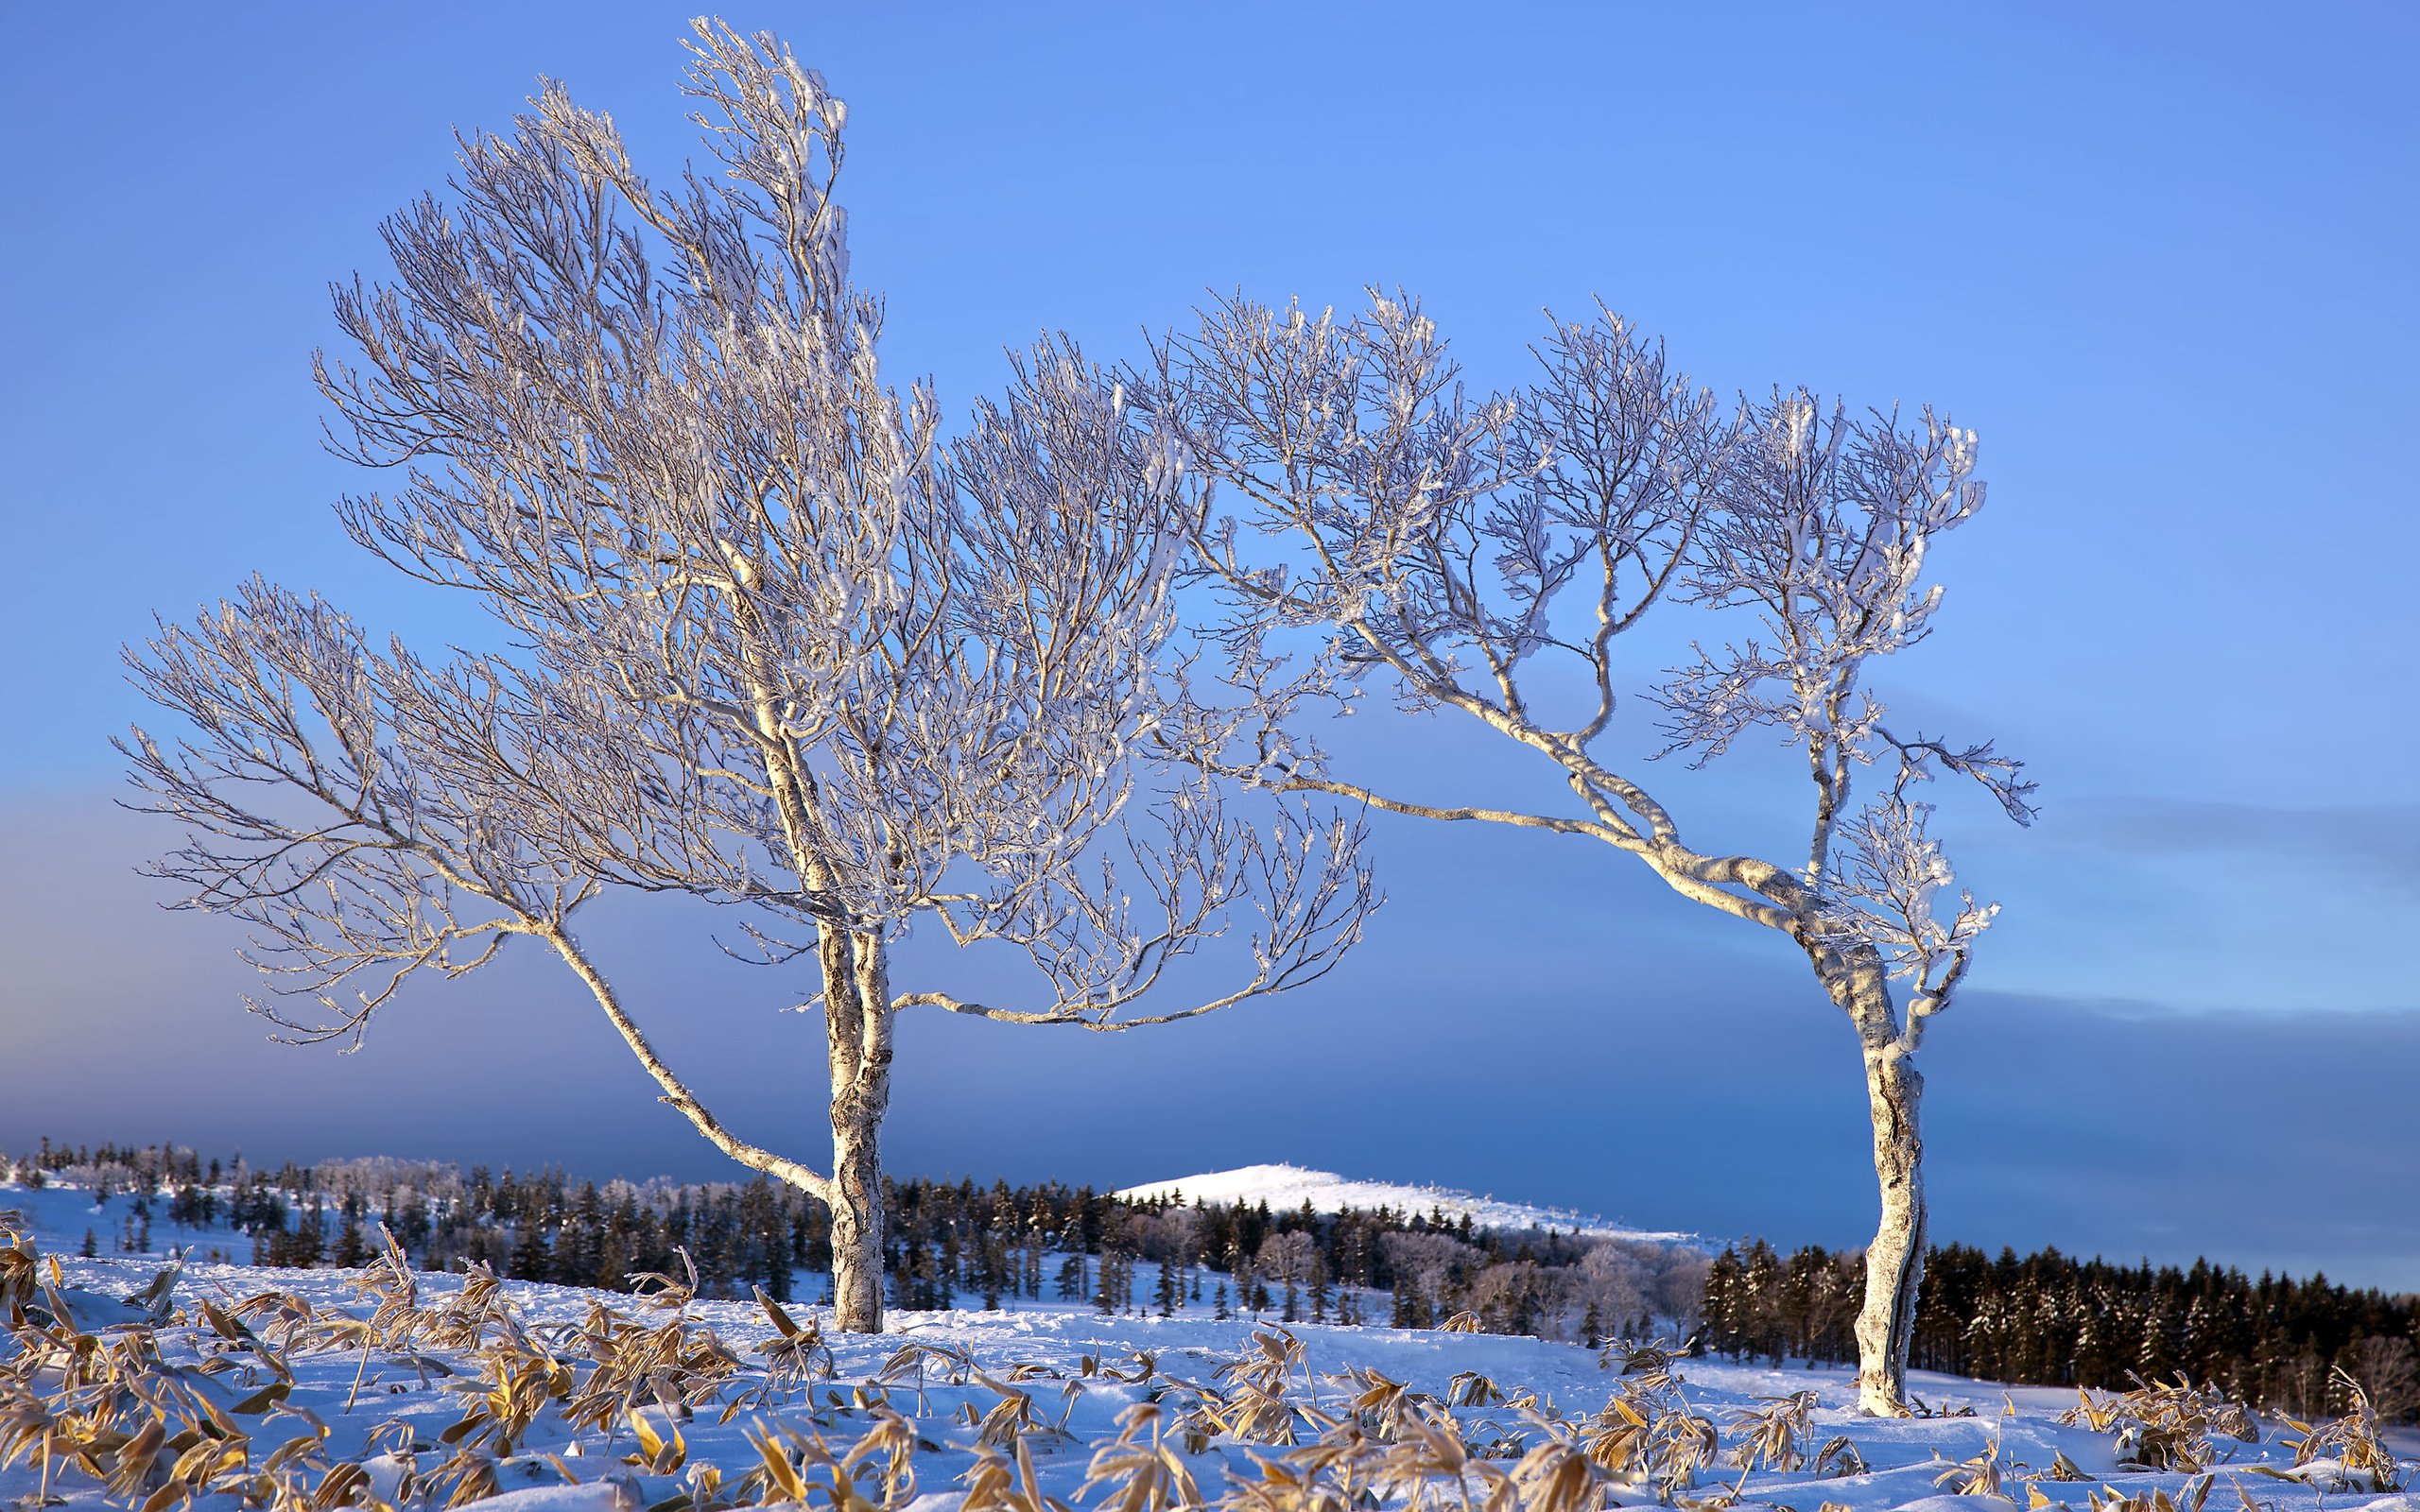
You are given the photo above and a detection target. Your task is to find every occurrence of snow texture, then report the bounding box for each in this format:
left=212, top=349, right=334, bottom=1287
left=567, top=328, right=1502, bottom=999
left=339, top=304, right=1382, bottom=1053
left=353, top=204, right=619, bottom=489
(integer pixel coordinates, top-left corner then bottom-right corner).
left=5, top=1178, right=2412, bottom=1512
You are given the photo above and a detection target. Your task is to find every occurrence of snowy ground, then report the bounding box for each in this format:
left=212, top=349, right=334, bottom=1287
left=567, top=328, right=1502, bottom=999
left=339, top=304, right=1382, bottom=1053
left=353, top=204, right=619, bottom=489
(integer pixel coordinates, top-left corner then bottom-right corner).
left=2, top=1181, right=255, bottom=1268
left=4, top=1181, right=2413, bottom=1512
left=1115, top=1166, right=1698, bottom=1247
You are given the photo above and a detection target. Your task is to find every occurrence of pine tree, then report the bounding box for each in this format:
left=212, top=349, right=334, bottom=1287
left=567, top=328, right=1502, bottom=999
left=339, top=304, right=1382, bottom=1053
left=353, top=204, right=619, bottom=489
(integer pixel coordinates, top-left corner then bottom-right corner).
left=1055, top=1254, right=1088, bottom=1302
left=510, top=1215, right=551, bottom=1281
left=1703, top=1246, right=1745, bottom=1357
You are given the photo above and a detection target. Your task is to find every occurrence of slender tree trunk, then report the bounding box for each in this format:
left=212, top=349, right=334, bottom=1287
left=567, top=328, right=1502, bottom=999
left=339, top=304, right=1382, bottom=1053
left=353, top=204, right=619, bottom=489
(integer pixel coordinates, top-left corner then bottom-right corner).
left=821, top=925, right=894, bottom=1332
left=1849, top=989, right=1926, bottom=1415
left=827, top=1085, right=886, bottom=1331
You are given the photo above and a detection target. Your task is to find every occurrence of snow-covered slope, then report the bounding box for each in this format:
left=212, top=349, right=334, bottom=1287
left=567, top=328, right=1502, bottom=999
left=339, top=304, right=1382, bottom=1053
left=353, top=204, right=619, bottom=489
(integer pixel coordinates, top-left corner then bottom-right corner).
left=1, top=1177, right=251, bottom=1263
left=1115, top=1163, right=1700, bottom=1246
left=5, top=1181, right=2414, bottom=1512
left=3, top=1208, right=2411, bottom=1512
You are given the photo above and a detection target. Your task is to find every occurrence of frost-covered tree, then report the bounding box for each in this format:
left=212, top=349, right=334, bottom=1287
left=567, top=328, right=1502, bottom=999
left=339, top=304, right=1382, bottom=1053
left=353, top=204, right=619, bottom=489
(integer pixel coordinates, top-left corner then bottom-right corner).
left=119, top=26, right=1373, bottom=1333
left=1140, top=294, right=2033, bottom=1412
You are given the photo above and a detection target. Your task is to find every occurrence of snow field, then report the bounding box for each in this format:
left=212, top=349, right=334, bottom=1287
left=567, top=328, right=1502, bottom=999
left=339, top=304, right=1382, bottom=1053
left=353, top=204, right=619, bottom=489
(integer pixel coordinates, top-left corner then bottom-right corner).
left=5, top=1189, right=2415, bottom=1512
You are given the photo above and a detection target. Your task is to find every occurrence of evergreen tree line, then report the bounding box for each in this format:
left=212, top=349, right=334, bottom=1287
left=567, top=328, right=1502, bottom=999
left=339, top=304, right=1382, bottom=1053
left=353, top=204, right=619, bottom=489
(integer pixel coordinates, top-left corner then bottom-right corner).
left=9, top=1140, right=818, bottom=1302
left=3, top=1141, right=1701, bottom=1340
left=1702, top=1238, right=2420, bottom=1422
left=38, top=1135, right=2416, bottom=1423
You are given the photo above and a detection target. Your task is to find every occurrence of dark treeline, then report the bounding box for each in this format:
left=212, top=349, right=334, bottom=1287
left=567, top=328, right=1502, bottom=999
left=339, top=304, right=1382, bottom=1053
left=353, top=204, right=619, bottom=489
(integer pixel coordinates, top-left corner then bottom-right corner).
left=1, top=1141, right=1700, bottom=1342
left=1702, top=1237, right=2420, bottom=1421
left=6, top=1138, right=812, bottom=1301
left=33, top=1137, right=2415, bottom=1422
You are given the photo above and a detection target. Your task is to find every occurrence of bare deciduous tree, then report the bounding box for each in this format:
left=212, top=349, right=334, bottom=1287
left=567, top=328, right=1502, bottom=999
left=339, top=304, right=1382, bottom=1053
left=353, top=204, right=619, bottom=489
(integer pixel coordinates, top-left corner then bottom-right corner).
left=120, top=26, right=1373, bottom=1332
left=1141, top=293, right=2032, bottom=1412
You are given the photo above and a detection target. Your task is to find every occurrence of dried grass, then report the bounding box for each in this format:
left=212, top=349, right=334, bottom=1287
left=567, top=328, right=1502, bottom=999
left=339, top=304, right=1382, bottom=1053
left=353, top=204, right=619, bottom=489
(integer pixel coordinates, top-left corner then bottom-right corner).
left=1721, top=1391, right=1815, bottom=1473
left=2272, top=1367, right=2404, bottom=1491
left=26, top=1214, right=2372, bottom=1512
left=2058, top=1375, right=2258, bottom=1473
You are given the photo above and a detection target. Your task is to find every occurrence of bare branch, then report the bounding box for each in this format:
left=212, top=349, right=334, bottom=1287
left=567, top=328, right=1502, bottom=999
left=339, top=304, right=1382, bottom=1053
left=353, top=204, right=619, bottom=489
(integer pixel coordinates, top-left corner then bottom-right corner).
left=1139, top=286, right=2031, bottom=1411
left=126, top=28, right=1370, bottom=1329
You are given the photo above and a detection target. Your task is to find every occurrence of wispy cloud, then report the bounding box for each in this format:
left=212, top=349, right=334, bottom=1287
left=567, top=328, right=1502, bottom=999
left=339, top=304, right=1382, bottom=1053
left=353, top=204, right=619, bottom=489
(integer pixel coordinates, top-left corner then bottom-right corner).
left=2048, top=796, right=2420, bottom=895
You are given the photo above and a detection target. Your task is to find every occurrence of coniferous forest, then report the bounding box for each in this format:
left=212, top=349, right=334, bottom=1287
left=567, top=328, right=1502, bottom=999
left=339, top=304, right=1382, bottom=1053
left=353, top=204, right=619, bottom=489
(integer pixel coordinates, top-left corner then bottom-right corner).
left=8, top=1140, right=2414, bottom=1422
left=1702, top=1237, right=2419, bottom=1421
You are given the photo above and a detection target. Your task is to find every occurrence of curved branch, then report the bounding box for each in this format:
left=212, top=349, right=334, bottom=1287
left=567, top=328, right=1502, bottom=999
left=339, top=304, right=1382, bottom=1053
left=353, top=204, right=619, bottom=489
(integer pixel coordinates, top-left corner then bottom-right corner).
left=539, top=923, right=833, bottom=1202
left=1260, top=768, right=1630, bottom=843
left=891, top=976, right=1337, bottom=1031
left=1638, top=846, right=1801, bottom=933
left=1254, top=762, right=1799, bottom=933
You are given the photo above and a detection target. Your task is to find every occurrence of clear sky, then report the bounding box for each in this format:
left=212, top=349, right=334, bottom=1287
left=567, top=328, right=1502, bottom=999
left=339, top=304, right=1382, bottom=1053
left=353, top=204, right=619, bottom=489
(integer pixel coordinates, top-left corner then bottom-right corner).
left=3, top=5, right=2415, bottom=1287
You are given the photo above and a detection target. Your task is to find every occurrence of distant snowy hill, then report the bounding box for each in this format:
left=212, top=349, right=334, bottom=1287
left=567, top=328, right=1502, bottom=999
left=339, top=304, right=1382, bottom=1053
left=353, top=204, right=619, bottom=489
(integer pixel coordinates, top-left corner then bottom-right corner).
left=1114, top=1163, right=1701, bottom=1246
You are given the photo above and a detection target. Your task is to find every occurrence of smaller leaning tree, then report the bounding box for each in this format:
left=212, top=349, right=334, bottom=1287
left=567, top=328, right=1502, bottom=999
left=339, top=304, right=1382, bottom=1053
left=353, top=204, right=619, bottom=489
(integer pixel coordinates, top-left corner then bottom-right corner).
left=121, top=26, right=1373, bottom=1332
left=1141, top=294, right=2034, bottom=1413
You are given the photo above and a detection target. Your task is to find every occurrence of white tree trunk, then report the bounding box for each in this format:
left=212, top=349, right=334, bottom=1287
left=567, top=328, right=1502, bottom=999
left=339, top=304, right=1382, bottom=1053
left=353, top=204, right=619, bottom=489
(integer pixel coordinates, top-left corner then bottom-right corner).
left=1848, top=981, right=1926, bottom=1415
left=826, top=1091, right=886, bottom=1332
left=821, top=926, right=893, bottom=1332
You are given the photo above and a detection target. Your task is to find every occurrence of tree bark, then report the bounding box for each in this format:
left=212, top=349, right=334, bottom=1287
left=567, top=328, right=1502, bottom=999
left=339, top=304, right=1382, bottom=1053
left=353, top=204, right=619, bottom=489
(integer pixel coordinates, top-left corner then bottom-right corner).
left=1850, top=998, right=1927, bottom=1415
left=826, top=1094, right=886, bottom=1332
left=821, top=925, right=893, bottom=1332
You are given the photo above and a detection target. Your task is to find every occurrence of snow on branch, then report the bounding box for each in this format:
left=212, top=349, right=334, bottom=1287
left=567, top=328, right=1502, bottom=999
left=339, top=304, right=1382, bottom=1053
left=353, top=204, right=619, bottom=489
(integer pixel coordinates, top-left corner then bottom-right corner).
left=1138, top=296, right=1737, bottom=864
left=1811, top=792, right=1996, bottom=1048
left=119, top=579, right=578, bottom=1047
left=130, top=23, right=1366, bottom=1106
left=1653, top=394, right=1983, bottom=765
left=1137, top=281, right=2033, bottom=1413
left=1145, top=289, right=2034, bottom=1041
left=898, top=785, right=1375, bottom=1028
left=1876, top=728, right=2040, bottom=828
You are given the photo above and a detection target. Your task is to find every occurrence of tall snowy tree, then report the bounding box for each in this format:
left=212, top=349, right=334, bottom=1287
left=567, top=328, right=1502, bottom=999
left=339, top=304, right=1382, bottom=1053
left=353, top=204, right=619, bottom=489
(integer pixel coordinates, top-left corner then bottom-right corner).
left=121, top=25, right=1373, bottom=1332
left=1141, top=293, right=2033, bottom=1411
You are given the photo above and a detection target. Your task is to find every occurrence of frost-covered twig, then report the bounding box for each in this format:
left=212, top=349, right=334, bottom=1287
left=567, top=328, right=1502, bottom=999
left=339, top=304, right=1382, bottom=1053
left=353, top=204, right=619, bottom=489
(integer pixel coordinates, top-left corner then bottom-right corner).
left=123, top=22, right=1373, bottom=1333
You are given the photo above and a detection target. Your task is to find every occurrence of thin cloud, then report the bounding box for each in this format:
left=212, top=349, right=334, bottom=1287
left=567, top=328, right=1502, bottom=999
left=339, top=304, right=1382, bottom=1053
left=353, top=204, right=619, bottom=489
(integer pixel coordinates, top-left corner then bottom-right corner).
left=2049, top=796, right=2420, bottom=895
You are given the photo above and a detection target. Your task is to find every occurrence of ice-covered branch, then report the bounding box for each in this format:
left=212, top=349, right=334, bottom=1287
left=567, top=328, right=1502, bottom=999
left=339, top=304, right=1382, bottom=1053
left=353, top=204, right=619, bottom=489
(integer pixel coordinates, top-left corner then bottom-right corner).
left=129, top=29, right=1362, bottom=1331
left=1812, top=792, right=1999, bottom=1050
left=1653, top=396, right=1981, bottom=771
left=121, top=581, right=835, bottom=1197
left=1876, top=727, right=2040, bottom=828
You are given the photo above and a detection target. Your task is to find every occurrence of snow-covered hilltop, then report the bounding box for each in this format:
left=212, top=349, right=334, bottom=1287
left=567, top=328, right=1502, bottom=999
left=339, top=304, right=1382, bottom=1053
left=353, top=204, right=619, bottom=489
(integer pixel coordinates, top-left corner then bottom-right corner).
left=1115, top=1163, right=1700, bottom=1246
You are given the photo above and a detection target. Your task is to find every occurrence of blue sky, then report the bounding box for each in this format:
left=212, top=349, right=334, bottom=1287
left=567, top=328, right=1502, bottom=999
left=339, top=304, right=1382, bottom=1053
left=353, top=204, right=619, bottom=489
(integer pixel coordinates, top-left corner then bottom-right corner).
left=2, top=5, right=2415, bottom=1287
